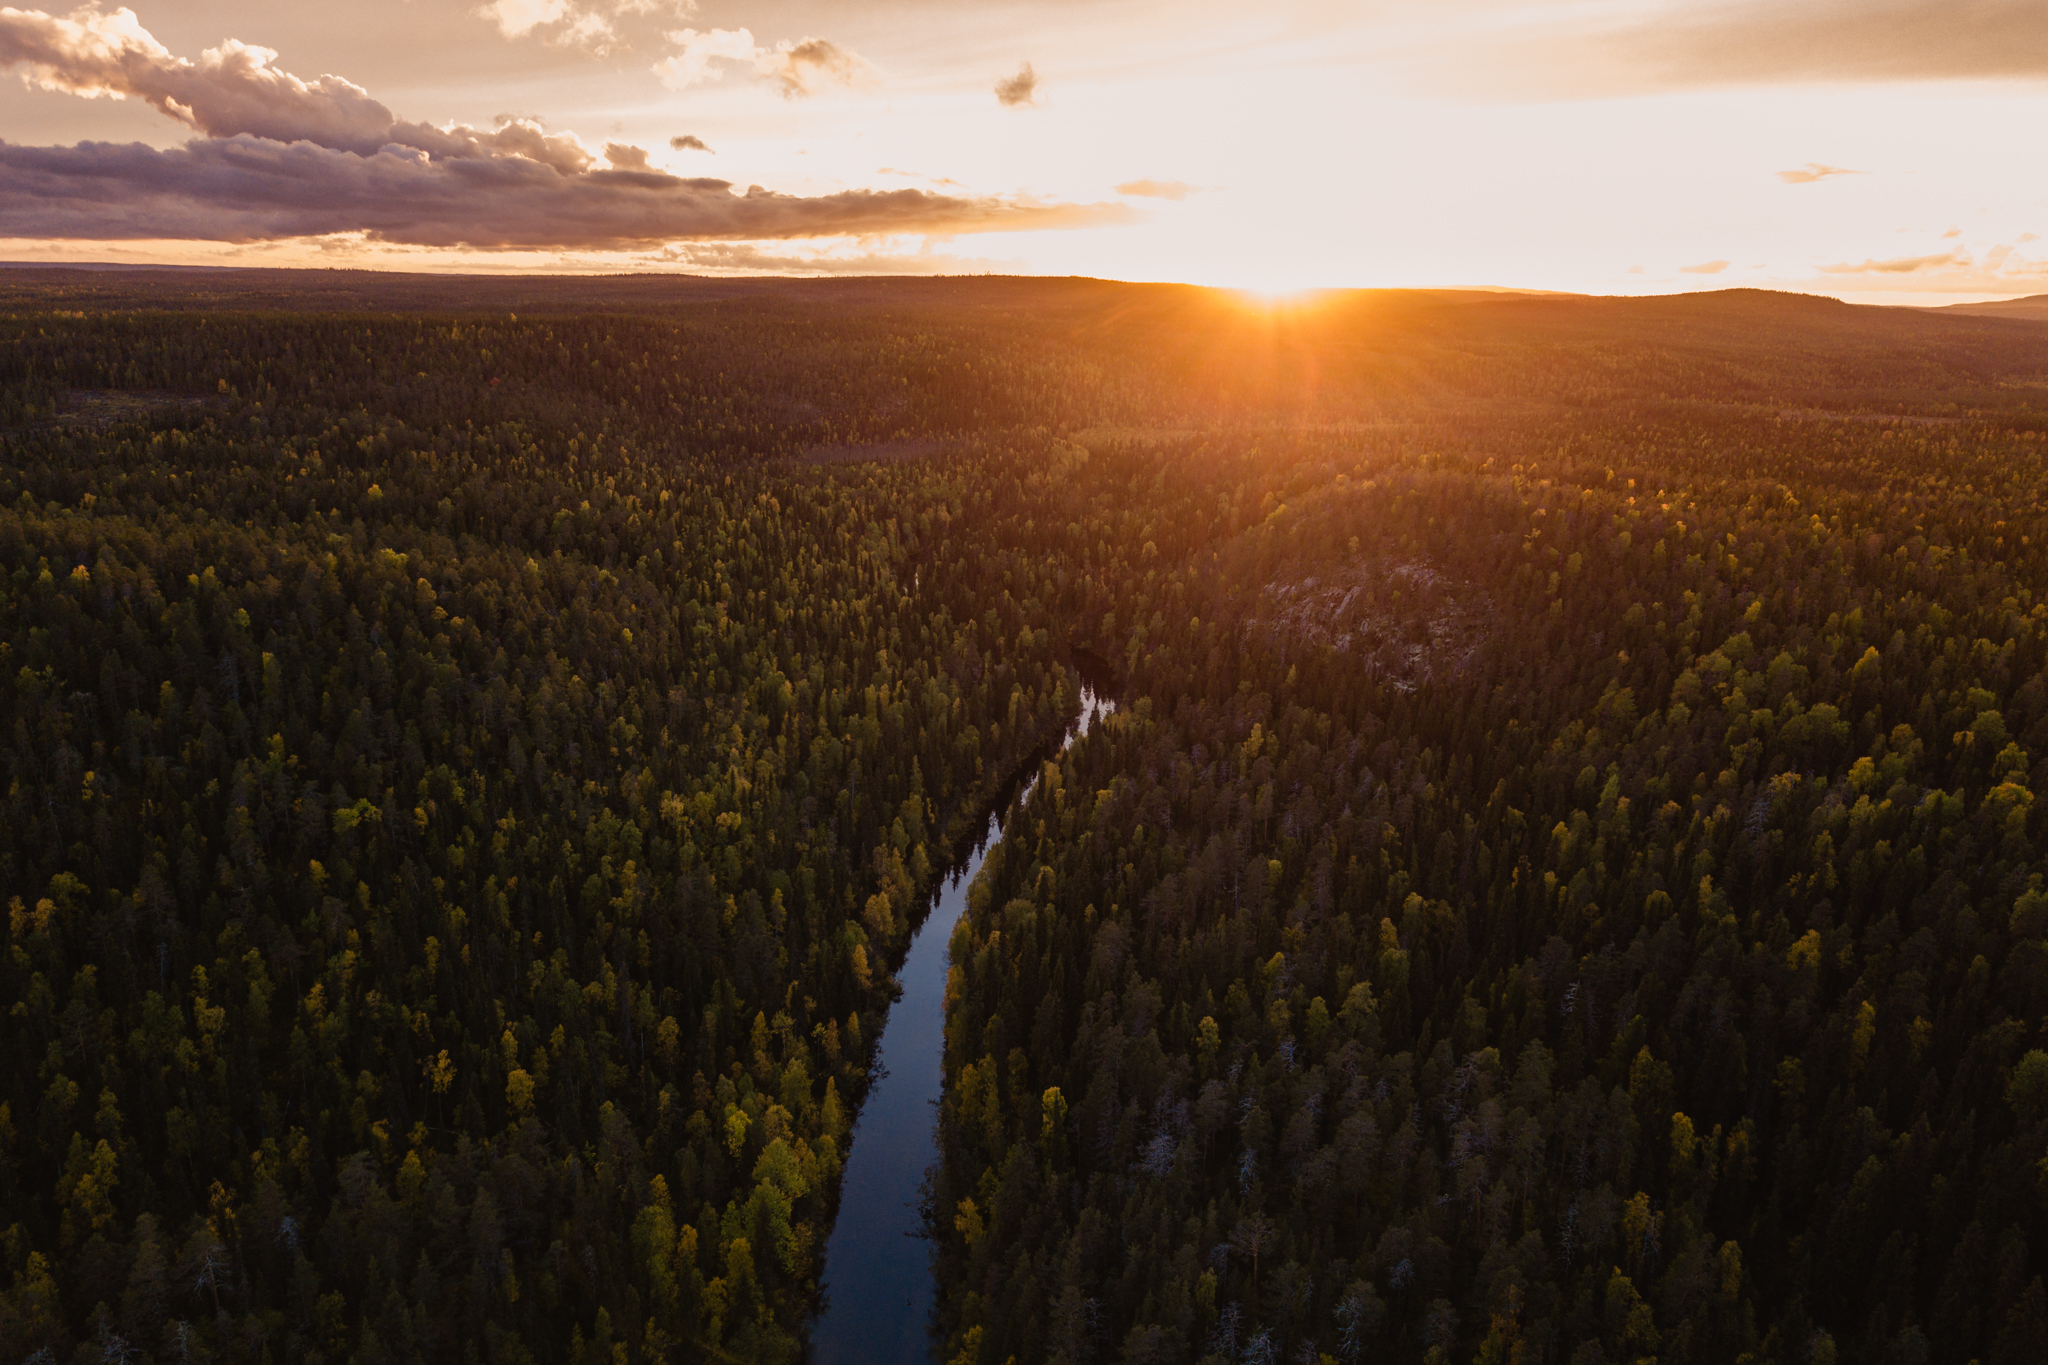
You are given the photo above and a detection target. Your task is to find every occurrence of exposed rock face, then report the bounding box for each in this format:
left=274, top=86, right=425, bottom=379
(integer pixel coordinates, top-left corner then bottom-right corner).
left=1258, top=557, right=1493, bottom=692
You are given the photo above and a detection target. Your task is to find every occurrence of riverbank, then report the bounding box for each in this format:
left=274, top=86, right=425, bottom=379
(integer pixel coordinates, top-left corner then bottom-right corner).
left=806, top=682, right=1115, bottom=1364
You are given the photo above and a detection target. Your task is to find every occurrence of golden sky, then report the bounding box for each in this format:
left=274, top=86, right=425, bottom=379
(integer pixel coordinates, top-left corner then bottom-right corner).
left=2, top=1, right=2046, bottom=302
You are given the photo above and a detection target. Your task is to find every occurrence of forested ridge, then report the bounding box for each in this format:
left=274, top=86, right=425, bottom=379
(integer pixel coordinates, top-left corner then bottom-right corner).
left=0, top=278, right=2045, bottom=1365
left=933, top=414, right=2048, bottom=1365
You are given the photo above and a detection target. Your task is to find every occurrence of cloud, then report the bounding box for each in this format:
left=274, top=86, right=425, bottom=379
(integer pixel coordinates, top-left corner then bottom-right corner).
left=652, top=28, right=864, bottom=97
left=1627, top=0, right=2048, bottom=84
left=1783, top=241, right=2048, bottom=297
left=480, top=0, right=574, bottom=39
left=652, top=27, right=757, bottom=90
left=0, top=9, right=1130, bottom=250
left=1678, top=259, right=1730, bottom=274
left=2, top=6, right=396, bottom=152
left=478, top=0, right=685, bottom=48
left=1466, top=1, right=2048, bottom=97
left=1816, top=251, right=1967, bottom=274
left=1777, top=163, right=1860, bottom=184
left=669, top=134, right=711, bottom=153
left=644, top=240, right=1020, bottom=276
left=995, top=62, right=1037, bottom=107
left=879, top=166, right=965, bottom=189
left=764, top=38, right=859, bottom=98
left=1116, top=179, right=1195, bottom=200
left=0, top=5, right=596, bottom=168
left=0, top=136, right=1133, bottom=248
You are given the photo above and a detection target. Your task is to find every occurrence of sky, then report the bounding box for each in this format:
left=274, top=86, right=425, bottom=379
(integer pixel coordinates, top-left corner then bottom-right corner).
left=2, top=1, right=2047, bottom=301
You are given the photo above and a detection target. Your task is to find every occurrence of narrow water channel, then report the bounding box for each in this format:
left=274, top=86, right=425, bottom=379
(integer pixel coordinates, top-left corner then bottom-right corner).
left=807, top=684, right=1114, bottom=1364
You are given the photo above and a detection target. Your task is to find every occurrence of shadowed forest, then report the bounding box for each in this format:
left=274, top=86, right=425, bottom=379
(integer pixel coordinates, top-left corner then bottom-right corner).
left=1, top=269, right=2046, bottom=1365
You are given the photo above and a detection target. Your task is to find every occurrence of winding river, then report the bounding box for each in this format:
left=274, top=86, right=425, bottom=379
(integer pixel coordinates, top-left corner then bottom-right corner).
left=807, top=684, right=1114, bottom=1364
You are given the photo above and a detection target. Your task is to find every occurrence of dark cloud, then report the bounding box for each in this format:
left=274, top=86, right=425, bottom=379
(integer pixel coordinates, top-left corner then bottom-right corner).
left=0, top=9, right=1127, bottom=249
left=765, top=38, right=859, bottom=98
left=1679, top=260, right=1730, bottom=274
left=1817, top=251, right=1966, bottom=274
left=995, top=62, right=1037, bottom=107
left=1778, top=163, right=1860, bottom=184
left=670, top=135, right=713, bottom=153
left=0, top=136, right=1132, bottom=248
left=1116, top=179, right=1195, bottom=200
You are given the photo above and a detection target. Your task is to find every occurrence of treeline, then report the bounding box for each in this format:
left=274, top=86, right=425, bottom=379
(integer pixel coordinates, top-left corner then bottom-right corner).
left=16, top=284, right=2048, bottom=446
left=0, top=309, right=1105, bottom=455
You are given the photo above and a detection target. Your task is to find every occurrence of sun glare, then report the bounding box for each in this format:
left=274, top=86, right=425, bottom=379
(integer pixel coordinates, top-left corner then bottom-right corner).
left=1227, top=286, right=1333, bottom=317
left=1235, top=286, right=1317, bottom=308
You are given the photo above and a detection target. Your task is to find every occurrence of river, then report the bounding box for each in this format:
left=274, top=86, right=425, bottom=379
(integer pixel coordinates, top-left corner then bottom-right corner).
left=806, top=683, right=1114, bottom=1364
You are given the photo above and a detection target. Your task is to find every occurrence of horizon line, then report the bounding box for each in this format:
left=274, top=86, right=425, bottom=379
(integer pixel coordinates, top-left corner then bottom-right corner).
left=0, top=260, right=2043, bottom=311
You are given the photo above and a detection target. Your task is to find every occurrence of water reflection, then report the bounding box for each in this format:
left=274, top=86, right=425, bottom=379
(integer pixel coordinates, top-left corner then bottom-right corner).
left=807, top=686, right=1112, bottom=1364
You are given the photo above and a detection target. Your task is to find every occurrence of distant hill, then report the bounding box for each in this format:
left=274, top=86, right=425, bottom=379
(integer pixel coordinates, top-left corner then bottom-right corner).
left=1927, top=293, right=2048, bottom=322
left=6, top=269, right=2048, bottom=421
left=0, top=264, right=1592, bottom=318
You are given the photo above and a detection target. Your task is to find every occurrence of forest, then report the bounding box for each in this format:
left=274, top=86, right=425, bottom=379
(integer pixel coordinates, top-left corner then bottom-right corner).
left=0, top=270, right=2045, bottom=1365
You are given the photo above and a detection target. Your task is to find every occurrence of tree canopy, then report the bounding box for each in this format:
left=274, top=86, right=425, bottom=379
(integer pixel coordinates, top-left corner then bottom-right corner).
left=1, top=277, right=2044, bottom=1364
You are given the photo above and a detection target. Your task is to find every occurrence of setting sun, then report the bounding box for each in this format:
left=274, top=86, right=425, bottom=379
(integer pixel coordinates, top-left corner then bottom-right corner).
left=1, top=2, right=2046, bottom=302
